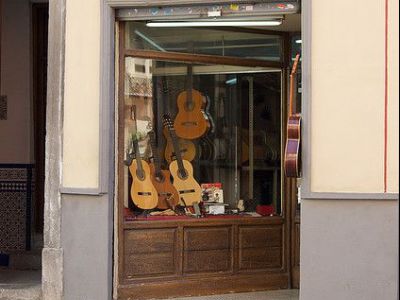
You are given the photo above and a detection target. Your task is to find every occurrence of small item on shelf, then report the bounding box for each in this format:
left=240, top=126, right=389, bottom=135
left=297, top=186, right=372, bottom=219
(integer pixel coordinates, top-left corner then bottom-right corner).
left=201, top=183, right=224, bottom=203
left=255, top=205, right=275, bottom=216
left=237, top=199, right=245, bottom=212
left=203, top=203, right=228, bottom=215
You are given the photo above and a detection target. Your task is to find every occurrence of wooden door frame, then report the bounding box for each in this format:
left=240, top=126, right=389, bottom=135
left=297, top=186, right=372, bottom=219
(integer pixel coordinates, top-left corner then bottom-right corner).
left=32, top=2, right=49, bottom=233
left=116, top=21, right=297, bottom=296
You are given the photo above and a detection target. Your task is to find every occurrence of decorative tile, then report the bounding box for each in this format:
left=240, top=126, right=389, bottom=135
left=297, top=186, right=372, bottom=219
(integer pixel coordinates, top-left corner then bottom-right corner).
left=0, top=164, right=34, bottom=251
left=0, top=95, right=7, bottom=120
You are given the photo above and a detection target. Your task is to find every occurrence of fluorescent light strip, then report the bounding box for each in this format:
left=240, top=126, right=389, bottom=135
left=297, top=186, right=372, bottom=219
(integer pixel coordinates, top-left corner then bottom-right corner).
left=146, top=20, right=282, bottom=27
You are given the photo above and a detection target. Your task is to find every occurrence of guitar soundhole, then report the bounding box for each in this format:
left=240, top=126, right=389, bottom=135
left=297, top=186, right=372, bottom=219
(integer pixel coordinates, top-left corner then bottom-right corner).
left=178, top=169, right=188, bottom=180
left=155, top=173, right=165, bottom=183
left=184, top=101, right=195, bottom=111
left=136, top=170, right=145, bottom=181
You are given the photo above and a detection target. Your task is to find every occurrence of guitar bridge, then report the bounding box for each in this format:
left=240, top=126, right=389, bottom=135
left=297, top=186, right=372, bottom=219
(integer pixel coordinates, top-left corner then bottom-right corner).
left=181, top=121, right=198, bottom=126
left=179, top=189, right=195, bottom=194
left=138, top=192, right=152, bottom=196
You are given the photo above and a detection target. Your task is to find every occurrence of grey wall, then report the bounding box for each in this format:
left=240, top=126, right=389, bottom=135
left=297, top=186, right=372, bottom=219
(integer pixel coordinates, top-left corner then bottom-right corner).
left=61, top=194, right=113, bottom=300
left=300, top=199, right=399, bottom=300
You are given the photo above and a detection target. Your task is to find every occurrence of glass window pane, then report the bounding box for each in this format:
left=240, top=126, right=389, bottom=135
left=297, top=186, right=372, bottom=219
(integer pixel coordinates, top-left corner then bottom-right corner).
left=125, top=22, right=282, bottom=62
left=122, top=57, right=282, bottom=216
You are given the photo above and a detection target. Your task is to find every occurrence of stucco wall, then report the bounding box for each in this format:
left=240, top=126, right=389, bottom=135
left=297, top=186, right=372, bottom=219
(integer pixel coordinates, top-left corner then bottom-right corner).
left=62, top=0, right=100, bottom=188
left=61, top=194, right=112, bottom=300
left=309, top=0, right=399, bottom=193
left=0, top=0, right=33, bottom=163
left=300, top=0, right=399, bottom=299
left=300, top=199, right=398, bottom=300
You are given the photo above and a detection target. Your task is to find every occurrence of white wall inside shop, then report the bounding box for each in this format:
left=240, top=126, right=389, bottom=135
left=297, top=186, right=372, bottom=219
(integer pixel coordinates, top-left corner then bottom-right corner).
left=0, top=0, right=33, bottom=163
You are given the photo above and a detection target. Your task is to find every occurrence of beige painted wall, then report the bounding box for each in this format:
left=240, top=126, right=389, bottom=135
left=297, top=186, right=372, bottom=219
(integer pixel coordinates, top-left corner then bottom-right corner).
left=62, top=0, right=100, bottom=188
left=310, top=0, right=399, bottom=193
left=387, top=0, right=399, bottom=193
left=0, top=0, right=33, bottom=163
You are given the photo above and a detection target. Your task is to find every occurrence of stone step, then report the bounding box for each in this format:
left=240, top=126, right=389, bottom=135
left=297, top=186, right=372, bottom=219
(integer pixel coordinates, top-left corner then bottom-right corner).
left=0, top=269, right=41, bottom=300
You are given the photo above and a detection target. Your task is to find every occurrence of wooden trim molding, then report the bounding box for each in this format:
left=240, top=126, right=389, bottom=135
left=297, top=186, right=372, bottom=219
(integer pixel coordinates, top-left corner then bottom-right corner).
left=107, top=0, right=266, bottom=8
left=124, top=49, right=283, bottom=69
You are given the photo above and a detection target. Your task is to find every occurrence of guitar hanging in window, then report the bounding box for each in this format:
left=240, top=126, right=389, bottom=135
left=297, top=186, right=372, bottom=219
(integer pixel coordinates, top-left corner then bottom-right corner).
left=284, top=54, right=301, bottom=178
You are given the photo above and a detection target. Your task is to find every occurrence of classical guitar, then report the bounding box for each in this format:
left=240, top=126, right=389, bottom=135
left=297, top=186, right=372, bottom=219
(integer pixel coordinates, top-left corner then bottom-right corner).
left=128, top=106, right=158, bottom=210
left=163, top=114, right=202, bottom=206
left=161, top=74, right=197, bottom=163
left=148, top=130, right=179, bottom=210
left=284, top=54, right=301, bottom=178
left=174, top=65, right=210, bottom=139
left=163, top=127, right=196, bottom=163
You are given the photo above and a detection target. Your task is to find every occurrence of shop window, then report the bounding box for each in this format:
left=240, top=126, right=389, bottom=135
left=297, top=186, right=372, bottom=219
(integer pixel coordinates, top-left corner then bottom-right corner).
left=120, top=22, right=286, bottom=221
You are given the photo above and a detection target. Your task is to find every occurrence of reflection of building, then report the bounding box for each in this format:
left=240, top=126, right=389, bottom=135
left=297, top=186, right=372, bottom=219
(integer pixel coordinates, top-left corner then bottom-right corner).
left=0, top=1, right=398, bottom=300
left=125, top=57, right=153, bottom=98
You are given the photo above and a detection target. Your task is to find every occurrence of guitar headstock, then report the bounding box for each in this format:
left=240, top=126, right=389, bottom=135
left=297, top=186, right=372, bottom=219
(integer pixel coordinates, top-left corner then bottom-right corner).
left=162, top=114, right=174, bottom=130
left=290, top=54, right=301, bottom=76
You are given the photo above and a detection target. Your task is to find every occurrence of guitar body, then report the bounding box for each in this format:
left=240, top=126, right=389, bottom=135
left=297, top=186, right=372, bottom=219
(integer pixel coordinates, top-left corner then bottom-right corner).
left=169, top=160, right=202, bottom=206
left=149, top=164, right=179, bottom=209
left=284, top=114, right=301, bottom=177
left=163, top=127, right=196, bottom=163
left=284, top=54, right=301, bottom=178
left=129, top=160, right=158, bottom=209
left=174, top=89, right=210, bottom=139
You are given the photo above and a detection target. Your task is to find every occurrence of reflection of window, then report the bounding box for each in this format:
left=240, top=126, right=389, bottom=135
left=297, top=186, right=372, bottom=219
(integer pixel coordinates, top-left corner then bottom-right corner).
left=126, top=22, right=283, bottom=62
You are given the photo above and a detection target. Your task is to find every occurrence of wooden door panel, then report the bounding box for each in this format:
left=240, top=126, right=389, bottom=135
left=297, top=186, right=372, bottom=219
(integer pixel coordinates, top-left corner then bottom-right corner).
left=184, top=249, right=232, bottom=273
left=238, top=225, right=283, bottom=271
left=184, top=226, right=232, bottom=250
left=123, top=228, right=178, bottom=279
left=183, top=226, right=233, bottom=274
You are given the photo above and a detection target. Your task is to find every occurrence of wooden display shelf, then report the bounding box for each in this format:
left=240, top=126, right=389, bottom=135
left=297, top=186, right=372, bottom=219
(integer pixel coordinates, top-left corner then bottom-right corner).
left=118, top=214, right=289, bottom=300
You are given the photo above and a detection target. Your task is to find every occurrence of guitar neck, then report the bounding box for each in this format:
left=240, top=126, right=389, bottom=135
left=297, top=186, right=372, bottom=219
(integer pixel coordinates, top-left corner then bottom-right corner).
left=133, top=139, right=145, bottom=178
left=148, top=131, right=162, bottom=174
left=289, top=73, right=296, bottom=116
left=169, top=128, right=186, bottom=172
left=186, top=65, right=193, bottom=106
left=289, top=54, right=300, bottom=117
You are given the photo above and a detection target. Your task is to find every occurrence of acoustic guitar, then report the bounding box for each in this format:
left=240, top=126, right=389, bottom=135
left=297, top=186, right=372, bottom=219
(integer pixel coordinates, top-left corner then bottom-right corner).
left=284, top=54, right=301, bottom=178
left=163, top=127, right=196, bottom=163
left=174, top=65, right=210, bottom=139
left=160, top=74, right=196, bottom=163
left=148, top=130, right=179, bottom=210
left=128, top=106, right=158, bottom=210
left=129, top=136, right=159, bottom=210
left=163, top=114, right=202, bottom=206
